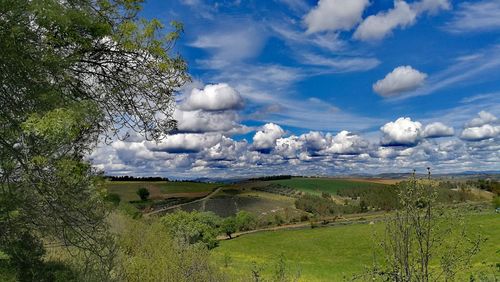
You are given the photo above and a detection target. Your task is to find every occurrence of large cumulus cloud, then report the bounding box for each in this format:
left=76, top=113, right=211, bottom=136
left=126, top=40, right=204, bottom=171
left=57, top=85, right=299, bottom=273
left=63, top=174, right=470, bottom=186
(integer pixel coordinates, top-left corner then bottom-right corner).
left=380, top=117, right=423, bottom=146
left=252, top=123, right=286, bottom=152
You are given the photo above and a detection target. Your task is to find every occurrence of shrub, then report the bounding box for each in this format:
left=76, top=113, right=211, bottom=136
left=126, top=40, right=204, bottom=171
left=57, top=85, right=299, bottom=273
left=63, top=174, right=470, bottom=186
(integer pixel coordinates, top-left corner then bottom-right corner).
left=136, top=188, right=150, bottom=201
left=235, top=211, right=257, bottom=231
left=104, top=193, right=121, bottom=206
left=493, top=196, right=500, bottom=209
left=161, top=210, right=221, bottom=249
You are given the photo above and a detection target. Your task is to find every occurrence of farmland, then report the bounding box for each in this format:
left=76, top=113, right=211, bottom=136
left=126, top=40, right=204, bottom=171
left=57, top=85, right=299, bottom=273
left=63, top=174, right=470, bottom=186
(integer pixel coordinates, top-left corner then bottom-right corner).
left=105, top=181, right=221, bottom=202
left=265, top=177, right=390, bottom=195
left=212, top=211, right=500, bottom=281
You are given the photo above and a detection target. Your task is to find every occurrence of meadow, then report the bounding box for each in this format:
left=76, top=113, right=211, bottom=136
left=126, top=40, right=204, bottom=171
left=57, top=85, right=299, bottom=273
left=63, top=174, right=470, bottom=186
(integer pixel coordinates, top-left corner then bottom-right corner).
left=212, top=211, right=500, bottom=281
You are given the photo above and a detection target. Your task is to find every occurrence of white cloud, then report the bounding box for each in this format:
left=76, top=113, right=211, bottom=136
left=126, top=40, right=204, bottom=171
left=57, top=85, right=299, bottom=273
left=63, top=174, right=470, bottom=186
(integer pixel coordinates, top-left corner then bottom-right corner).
left=354, top=1, right=416, bottom=41
left=174, top=109, right=250, bottom=135
left=275, top=136, right=306, bottom=159
left=465, top=110, right=498, bottom=127
left=445, top=0, right=500, bottom=33
left=373, top=66, right=427, bottom=97
left=300, top=131, right=329, bottom=151
left=381, top=117, right=423, bottom=146
left=304, top=0, right=369, bottom=34
left=461, top=124, right=500, bottom=141
left=181, top=83, right=243, bottom=111
left=413, top=0, right=451, bottom=14
left=354, top=0, right=450, bottom=41
left=460, top=111, right=500, bottom=141
left=146, top=133, right=223, bottom=153
left=422, top=122, right=455, bottom=138
left=322, top=130, right=368, bottom=154
left=252, top=123, right=285, bottom=151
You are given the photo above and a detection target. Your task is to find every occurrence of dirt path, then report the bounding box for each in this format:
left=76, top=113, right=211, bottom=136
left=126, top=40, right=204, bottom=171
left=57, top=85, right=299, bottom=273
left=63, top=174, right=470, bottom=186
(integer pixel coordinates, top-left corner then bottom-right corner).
left=146, top=186, right=224, bottom=216
left=217, top=211, right=388, bottom=240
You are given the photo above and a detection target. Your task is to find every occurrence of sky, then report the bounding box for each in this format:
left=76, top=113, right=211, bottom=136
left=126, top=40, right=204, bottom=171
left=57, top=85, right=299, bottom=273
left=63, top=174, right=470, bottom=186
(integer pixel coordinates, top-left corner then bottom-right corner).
left=90, top=0, right=500, bottom=179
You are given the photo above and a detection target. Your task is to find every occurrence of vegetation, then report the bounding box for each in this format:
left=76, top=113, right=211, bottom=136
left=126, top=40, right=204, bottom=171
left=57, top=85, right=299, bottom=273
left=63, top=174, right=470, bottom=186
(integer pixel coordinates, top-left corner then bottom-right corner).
left=161, top=211, right=221, bottom=250
left=295, top=194, right=348, bottom=216
left=0, top=0, right=188, bottom=279
left=213, top=211, right=499, bottom=281
left=362, top=175, right=484, bottom=281
left=250, top=175, right=293, bottom=181
left=106, top=181, right=219, bottom=202
left=269, top=178, right=388, bottom=195
left=112, top=214, right=225, bottom=282
left=136, top=188, right=150, bottom=201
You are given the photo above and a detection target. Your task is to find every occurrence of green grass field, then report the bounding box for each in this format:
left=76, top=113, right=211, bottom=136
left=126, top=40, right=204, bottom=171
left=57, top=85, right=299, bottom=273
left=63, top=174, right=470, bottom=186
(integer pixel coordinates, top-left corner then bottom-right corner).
left=213, top=212, right=500, bottom=281
left=268, top=178, right=388, bottom=196
left=106, top=181, right=221, bottom=202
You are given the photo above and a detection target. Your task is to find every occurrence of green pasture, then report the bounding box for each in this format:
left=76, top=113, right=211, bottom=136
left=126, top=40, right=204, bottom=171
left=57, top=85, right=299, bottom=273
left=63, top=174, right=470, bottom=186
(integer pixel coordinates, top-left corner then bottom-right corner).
left=268, top=178, right=388, bottom=196
left=213, top=212, right=500, bottom=281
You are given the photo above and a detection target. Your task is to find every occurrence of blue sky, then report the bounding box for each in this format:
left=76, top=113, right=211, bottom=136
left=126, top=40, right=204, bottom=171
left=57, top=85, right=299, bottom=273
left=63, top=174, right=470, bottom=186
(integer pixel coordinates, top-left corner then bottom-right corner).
left=91, top=0, right=500, bottom=179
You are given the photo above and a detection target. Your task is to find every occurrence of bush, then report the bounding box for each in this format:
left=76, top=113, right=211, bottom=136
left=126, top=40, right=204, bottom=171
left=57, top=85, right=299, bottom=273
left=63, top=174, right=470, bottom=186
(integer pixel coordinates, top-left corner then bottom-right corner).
left=136, top=188, right=150, bottom=201
left=104, top=193, right=121, bottom=206
left=118, top=202, right=142, bottom=219
left=493, top=196, right=500, bottom=209
left=161, top=210, right=221, bottom=249
left=235, top=211, right=257, bottom=231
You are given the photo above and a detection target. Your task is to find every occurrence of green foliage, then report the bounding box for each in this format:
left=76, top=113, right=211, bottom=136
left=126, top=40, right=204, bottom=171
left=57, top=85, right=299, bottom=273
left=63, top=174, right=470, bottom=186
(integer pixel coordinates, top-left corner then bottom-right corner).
left=295, top=193, right=356, bottom=216
left=269, top=178, right=388, bottom=196
left=235, top=211, right=258, bottom=231
left=136, top=187, right=150, bottom=201
left=213, top=212, right=498, bottom=281
left=466, top=179, right=500, bottom=195
left=493, top=196, right=500, bottom=209
left=364, top=178, right=484, bottom=282
left=161, top=210, right=221, bottom=249
left=114, top=214, right=225, bottom=282
left=337, top=185, right=400, bottom=211
left=118, top=202, right=142, bottom=219
left=221, top=217, right=237, bottom=239
left=104, top=193, right=121, bottom=207
left=1, top=0, right=189, bottom=278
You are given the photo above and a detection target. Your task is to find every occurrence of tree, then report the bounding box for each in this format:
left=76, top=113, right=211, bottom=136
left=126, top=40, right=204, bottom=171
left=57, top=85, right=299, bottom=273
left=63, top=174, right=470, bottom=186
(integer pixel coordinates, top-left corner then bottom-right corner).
left=160, top=211, right=221, bottom=249
left=221, top=217, right=237, bottom=239
left=113, top=214, right=225, bottom=282
left=0, top=0, right=188, bottom=278
left=235, top=211, right=257, bottom=231
left=361, top=171, right=484, bottom=281
left=136, top=188, right=150, bottom=201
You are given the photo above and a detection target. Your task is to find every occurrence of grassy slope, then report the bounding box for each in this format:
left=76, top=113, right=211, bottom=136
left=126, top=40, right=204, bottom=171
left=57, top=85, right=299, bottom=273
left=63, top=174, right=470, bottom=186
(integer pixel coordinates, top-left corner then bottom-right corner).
left=213, top=212, right=500, bottom=281
left=106, top=181, right=220, bottom=202
left=269, top=178, right=387, bottom=196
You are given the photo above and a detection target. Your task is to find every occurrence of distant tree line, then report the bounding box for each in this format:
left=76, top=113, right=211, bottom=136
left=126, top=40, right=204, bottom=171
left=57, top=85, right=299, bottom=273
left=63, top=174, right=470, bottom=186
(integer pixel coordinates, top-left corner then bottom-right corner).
left=107, top=175, right=170, bottom=182
left=249, top=175, right=292, bottom=181
left=106, top=175, right=215, bottom=183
